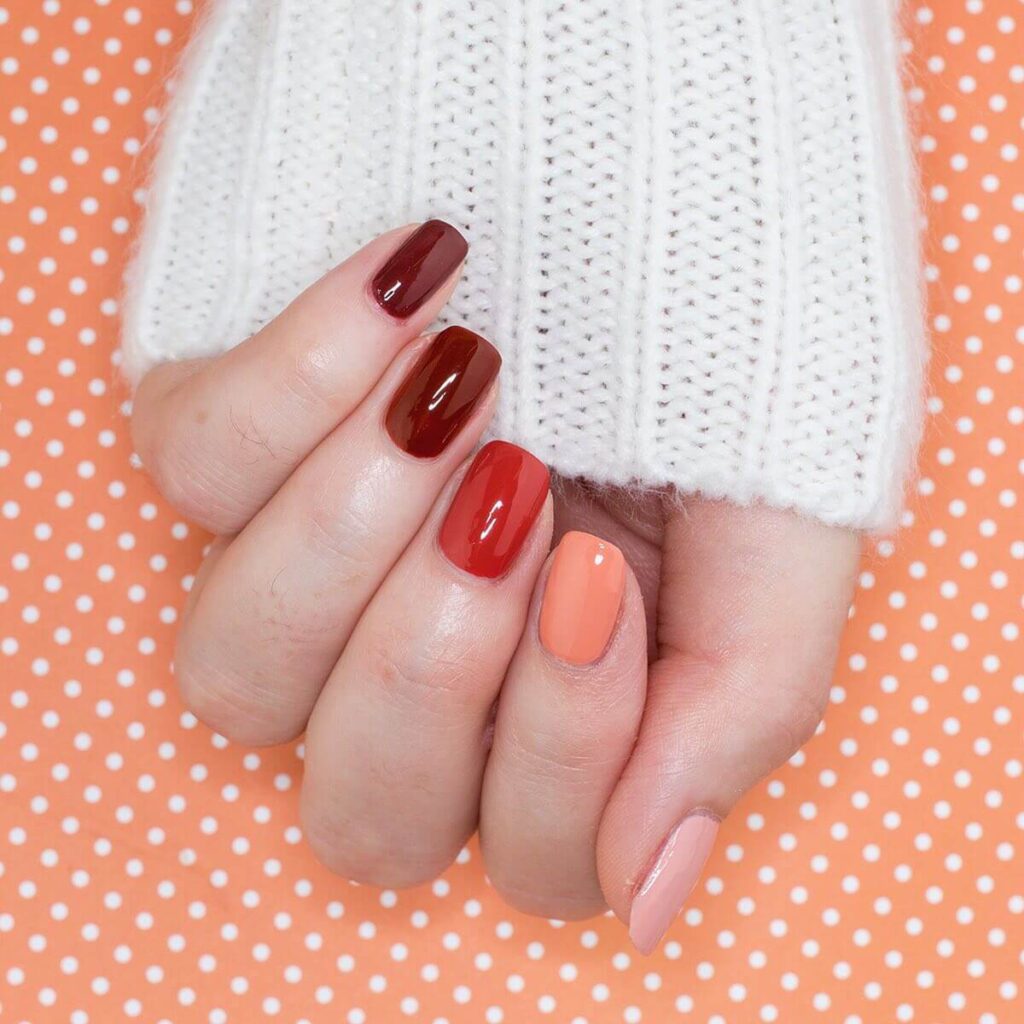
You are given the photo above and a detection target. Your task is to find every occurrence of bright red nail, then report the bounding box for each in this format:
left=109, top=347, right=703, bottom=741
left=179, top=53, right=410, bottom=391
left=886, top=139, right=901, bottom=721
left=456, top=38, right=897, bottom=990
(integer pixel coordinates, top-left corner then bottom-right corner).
left=371, top=220, right=468, bottom=319
left=439, top=441, right=549, bottom=579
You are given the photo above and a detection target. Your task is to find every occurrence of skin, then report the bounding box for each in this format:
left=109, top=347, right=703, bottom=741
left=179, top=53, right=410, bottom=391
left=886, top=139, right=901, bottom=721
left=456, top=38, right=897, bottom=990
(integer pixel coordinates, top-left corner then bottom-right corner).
left=132, top=225, right=860, bottom=947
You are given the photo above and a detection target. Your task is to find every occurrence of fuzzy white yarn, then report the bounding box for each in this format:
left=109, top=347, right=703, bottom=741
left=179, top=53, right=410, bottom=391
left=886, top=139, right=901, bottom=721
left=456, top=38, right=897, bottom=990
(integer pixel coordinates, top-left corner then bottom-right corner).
left=122, top=0, right=924, bottom=530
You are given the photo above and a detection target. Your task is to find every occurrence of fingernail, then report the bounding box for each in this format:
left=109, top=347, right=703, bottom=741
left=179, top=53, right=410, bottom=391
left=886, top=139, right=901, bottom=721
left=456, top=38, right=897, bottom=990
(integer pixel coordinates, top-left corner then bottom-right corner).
left=439, top=441, right=549, bottom=579
left=386, top=327, right=501, bottom=458
left=539, top=532, right=625, bottom=665
left=371, top=220, right=468, bottom=318
left=629, top=813, right=720, bottom=955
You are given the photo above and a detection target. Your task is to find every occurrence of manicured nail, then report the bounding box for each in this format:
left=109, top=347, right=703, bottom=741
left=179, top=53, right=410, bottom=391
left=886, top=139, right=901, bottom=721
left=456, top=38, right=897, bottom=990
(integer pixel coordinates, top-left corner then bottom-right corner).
left=439, top=441, right=549, bottom=579
left=386, top=327, right=501, bottom=458
left=539, top=532, right=625, bottom=665
left=629, top=813, right=720, bottom=955
left=371, top=220, right=468, bottom=318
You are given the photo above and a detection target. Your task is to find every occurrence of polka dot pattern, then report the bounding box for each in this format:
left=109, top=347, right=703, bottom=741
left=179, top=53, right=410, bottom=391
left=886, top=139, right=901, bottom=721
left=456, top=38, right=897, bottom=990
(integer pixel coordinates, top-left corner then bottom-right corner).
left=0, top=2, right=1021, bottom=1021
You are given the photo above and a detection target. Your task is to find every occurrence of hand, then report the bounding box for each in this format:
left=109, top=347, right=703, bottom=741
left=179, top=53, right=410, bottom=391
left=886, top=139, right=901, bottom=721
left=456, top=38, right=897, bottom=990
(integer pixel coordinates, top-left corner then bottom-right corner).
left=130, top=223, right=651, bottom=893
left=132, top=221, right=860, bottom=955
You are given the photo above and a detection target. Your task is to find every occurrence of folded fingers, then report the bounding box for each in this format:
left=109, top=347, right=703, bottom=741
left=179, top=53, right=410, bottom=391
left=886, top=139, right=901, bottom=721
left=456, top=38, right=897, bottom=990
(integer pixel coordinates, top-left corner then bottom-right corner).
left=174, top=327, right=502, bottom=745
left=300, top=443, right=553, bottom=887
left=131, top=220, right=468, bottom=535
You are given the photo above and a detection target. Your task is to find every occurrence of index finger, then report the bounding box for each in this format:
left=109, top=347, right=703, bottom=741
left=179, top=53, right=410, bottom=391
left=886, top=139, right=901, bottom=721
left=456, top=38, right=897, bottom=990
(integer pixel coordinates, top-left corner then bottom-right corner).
left=130, top=220, right=468, bottom=535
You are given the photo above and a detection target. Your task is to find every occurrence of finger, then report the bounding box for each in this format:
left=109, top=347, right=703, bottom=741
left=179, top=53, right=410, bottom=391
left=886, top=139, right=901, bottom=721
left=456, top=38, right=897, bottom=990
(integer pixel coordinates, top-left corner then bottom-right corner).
left=551, top=479, right=664, bottom=655
left=131, top=220, right=468, bottom=535
left=596, top=501, right=860, bottom=954
left=480, top=532, right=647, bottom=920
left=301, top=442, right=552, bottom=888
left=174, top=327, right=501, bottom=745
left=180, top=535, right=230, bottom=620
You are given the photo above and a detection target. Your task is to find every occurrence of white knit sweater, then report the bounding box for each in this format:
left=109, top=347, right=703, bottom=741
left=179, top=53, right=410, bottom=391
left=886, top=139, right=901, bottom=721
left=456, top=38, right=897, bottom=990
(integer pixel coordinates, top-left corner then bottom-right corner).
left=123, top=0, right=924, bottom=530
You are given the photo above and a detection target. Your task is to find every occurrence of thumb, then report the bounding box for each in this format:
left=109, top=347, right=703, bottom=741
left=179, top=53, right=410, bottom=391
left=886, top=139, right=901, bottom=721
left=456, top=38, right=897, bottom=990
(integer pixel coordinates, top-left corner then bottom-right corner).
left=595, top=500, right=860, bottom=954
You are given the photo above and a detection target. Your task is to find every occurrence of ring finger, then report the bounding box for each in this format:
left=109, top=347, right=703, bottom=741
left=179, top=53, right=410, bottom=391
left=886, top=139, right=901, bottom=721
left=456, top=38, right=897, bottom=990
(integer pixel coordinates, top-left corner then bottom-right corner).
left=301, top=442, right=553, bottom=887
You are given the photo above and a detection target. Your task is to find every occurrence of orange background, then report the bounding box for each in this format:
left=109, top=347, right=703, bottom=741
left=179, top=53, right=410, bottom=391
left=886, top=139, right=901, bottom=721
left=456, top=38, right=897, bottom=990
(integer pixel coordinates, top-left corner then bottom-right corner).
left=1, top=2, right=1022, bottom=1022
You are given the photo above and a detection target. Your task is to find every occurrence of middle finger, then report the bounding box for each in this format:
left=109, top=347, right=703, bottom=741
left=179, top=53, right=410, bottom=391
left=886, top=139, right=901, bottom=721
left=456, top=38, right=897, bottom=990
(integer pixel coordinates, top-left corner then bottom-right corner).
left=175, top=326, right=501, bottom=745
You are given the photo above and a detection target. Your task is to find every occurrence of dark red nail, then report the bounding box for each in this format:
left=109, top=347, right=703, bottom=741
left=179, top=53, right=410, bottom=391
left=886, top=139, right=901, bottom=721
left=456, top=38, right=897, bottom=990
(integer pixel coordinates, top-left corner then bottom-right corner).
left=386, top=327, right=501, bottom=458
left=371, top=220, right=468, bottom=318
left=439, top=441, right=549, bottom=579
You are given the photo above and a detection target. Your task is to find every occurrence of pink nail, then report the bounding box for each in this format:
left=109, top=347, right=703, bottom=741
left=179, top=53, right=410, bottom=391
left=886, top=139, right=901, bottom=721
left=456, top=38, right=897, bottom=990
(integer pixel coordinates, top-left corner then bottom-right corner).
left=628, top=812, right=719, bottom=955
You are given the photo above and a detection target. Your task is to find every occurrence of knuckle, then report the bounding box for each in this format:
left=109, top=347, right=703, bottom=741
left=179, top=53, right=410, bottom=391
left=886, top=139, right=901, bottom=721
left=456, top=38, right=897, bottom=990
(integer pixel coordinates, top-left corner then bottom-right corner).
left=283, top=335, right=344, bottom=414
left=503, top=728, right=618, bottom=790
left=131, top=378, right=195, bottom=506
left=485, top=873, right=605, bottom=922
left=131, top=380, right=256, bottom=535
left=782, top=678, right=829, bottom=748
left=301, top=802, right=455, bottom=889
left=726, top=659, right=829, bottom=762
left=304, top=487, right=373, bottom=571
left=137, top=415, right=244, bottom=534
left=300, top=464, right=394, bottom=584
left=174, top=633, right=303, bottom=746
left=758, top=687, right=825, bottom=758
left=143, top=428, right=201, bottom=512
left=363, top=619, right=487, bottom=716
left=129, top=363, right=181, bottom=456
left=366, top=642, right=428, bottom=706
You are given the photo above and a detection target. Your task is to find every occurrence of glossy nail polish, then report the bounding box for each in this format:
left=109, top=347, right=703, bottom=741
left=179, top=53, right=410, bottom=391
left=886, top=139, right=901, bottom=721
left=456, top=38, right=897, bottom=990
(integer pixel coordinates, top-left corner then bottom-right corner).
left=539, top=532, right=625, bottom=665
left=629, top=812, right=720, bottom=955
left=439, top=441, right=549, bottom=579
left=371, top=220, right=468, bottom=318
left=386, top=327, right=501, bottom=458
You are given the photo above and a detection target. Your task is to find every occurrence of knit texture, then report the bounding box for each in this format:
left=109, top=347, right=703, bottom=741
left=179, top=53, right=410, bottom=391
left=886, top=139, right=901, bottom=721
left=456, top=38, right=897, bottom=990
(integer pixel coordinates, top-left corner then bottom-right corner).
left=122, top=0, right=925, bottom=530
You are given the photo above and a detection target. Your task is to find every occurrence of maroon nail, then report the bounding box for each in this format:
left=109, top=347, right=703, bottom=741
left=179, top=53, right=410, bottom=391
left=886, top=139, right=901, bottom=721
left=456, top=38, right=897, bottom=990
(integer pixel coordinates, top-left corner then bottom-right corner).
left=371, top=220, right=468, bottom=319
left=386, top=327, right=501, bottom=459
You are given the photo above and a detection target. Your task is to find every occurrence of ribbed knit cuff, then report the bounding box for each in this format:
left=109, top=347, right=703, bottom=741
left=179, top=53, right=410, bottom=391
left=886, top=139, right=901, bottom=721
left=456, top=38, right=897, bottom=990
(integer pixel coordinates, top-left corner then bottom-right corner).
left=123, top=0, right=925, bottom=530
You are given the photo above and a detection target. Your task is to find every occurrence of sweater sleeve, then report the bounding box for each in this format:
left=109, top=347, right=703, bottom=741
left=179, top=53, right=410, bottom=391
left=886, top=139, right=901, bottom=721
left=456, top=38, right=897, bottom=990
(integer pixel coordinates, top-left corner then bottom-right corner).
left=122, top=0, right=925, bottom=531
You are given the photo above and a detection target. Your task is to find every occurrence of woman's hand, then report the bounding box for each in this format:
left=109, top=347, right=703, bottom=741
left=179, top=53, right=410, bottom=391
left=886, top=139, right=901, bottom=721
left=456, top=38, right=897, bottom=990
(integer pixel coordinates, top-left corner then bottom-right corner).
left=132, top=222, right=859, bottom=954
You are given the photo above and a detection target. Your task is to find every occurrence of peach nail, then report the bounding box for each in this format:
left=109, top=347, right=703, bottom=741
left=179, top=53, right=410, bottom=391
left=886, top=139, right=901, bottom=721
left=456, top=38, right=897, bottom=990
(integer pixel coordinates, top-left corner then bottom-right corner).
left=539, top=531, right=625, bottom=665
left=629, top=813, right=720, bottom=955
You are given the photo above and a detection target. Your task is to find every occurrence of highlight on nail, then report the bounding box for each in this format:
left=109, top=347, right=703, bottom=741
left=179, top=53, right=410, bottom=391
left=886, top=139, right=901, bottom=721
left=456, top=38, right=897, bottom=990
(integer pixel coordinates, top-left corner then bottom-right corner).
left=629, top=811, right=720, bottom=955
left=371, top=220, right=468, bottom=319
left=439, top=441, right=549, bottom=579
left=385, top=326, right=501, bottom=458
left=539, top=531, right=625, bottom=665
